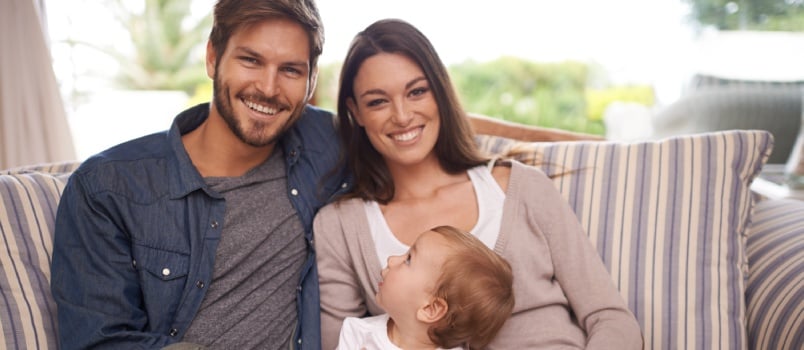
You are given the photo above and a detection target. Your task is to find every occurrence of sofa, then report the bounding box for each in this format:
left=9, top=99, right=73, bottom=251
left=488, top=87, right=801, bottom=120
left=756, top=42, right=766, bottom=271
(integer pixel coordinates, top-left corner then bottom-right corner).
left=1, top=129, right=802, bottom=350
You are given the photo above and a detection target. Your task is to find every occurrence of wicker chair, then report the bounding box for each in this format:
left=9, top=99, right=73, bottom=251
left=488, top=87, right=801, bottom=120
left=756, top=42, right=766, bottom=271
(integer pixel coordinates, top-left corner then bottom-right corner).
left=653, top=75, right=804, bottom=164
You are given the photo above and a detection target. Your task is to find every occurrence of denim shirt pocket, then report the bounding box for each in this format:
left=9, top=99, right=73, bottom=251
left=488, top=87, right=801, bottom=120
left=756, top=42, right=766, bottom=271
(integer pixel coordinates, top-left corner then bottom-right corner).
left=132, top=243, right=191, bottom=330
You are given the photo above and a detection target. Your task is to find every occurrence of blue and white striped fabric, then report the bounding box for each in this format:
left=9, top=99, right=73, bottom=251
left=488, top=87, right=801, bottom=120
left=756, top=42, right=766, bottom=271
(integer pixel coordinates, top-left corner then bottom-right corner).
left=1, top=163, right=78, bottom=350
left=0, top=130, right=782, bottom=350
left=478, top=130, right=773, bottom=350
left=745, top=199, right=804, bottom=350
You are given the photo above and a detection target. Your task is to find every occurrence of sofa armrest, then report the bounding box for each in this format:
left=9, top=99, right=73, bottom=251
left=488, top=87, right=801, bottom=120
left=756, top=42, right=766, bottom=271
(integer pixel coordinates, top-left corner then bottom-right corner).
left=0, top=165, right=75, bottom=349
left=468, top=113, right=605, bottom=142
left=745, top=198, right=804, bottom=350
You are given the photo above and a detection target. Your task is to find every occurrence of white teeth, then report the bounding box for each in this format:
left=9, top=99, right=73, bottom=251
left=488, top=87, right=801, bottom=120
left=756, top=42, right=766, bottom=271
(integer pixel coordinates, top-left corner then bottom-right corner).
left=245, top=100, right=277, bottom=115
left=393, top=128, right=420, bottom=142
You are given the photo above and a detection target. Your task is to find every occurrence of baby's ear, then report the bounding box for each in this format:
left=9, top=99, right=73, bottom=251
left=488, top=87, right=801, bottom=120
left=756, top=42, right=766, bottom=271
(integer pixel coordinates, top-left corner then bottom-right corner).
left=417, top=297, right=448, bottom=324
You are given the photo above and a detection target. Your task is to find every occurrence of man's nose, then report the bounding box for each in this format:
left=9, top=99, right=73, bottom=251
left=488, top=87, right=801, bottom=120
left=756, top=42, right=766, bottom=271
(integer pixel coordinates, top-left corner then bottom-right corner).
left=256, top=69, right=280, bottom=97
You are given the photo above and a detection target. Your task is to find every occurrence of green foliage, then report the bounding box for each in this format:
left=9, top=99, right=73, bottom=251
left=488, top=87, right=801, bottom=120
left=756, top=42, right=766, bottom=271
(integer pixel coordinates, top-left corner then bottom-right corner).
left=314, top=57, right=658, bottom=136
left=187, top=80, right=213, bottom=107
left=759, top=11, right=804, bottom=30
left=683, top=0, right=804, bottom=31
left=74, top=0, right=212, bottom=94
left=313, top=61, right=342, bottom=111
left=586, top=86, right=655, bottom=121
left=449, top=58, right=603, bottom=135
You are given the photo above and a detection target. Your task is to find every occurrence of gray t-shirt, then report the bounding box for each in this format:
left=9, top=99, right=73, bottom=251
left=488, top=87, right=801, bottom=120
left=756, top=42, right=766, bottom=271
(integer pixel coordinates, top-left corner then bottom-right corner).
left=182, top=151, right=306, bottom=349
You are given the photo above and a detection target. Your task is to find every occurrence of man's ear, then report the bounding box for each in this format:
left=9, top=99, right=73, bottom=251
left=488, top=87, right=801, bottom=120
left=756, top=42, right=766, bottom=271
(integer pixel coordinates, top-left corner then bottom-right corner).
left=417, top=297, right=448, bottom=324
left=205, top=41, right=216, bottom=79
left=346, top=98, right=364, bottom=126
left=306, top=66, right=319, bottom=102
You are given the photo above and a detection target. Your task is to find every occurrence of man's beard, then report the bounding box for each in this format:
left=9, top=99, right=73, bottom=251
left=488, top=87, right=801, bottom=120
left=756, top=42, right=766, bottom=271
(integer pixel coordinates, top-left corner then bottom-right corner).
left=212, top=71, right=306, bottom=148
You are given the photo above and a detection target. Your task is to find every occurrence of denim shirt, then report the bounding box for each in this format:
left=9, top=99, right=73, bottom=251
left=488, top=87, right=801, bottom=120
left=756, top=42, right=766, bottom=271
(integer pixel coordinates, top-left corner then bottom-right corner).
left=51, top=103, right=351, bottom=350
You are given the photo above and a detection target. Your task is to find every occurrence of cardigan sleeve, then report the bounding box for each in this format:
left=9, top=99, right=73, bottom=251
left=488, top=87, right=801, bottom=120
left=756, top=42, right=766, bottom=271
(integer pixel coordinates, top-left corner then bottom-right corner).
left=314, top=203, right=370, bottom=350
left=515, top=163, right=643, bottom=349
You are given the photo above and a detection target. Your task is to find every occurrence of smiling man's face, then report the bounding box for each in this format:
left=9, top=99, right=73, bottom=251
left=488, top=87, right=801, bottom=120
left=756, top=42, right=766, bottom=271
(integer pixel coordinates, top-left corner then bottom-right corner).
left=207, top=18, right=314, bottom=148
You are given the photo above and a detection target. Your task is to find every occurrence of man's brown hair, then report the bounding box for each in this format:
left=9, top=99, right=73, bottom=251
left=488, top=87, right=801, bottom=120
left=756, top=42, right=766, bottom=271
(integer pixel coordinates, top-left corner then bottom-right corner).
left=209, top=0, right=324, bottom=75
left=428, top=225, right=515, bottom=349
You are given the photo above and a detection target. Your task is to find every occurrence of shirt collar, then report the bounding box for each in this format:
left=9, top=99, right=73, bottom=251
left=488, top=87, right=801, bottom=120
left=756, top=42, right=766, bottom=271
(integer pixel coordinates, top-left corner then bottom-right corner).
left=166, top=103, right=216, bottom=199
left=164, top=103, right=306, bottom=199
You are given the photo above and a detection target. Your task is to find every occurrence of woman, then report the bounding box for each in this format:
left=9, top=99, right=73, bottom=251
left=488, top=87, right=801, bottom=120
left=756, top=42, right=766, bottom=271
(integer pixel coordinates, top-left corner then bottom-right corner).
left=314, top=18, right=642, bottom=349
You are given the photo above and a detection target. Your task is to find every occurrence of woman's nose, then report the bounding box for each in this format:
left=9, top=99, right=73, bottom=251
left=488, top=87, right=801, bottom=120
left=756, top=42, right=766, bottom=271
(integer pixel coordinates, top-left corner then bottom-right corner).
left=390, top=102, right=413, bottom=126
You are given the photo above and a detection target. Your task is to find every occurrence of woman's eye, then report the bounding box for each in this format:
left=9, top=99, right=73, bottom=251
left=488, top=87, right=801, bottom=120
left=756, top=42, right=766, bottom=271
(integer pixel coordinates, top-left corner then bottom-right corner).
left=410, top=87, right=429, bottom=97
left=366, top=99, right=385, bottom=107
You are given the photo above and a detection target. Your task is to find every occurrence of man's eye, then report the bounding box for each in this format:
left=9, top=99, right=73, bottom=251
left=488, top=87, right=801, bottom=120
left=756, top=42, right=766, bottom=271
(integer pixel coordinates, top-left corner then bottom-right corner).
left=282, top=67, right=303, bottom=76
left=239, top=57, right=258, bottom=64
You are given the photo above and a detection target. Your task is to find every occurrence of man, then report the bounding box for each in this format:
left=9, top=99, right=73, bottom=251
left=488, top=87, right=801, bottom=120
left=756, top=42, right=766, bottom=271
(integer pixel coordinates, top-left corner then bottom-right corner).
left=50, top=0, right=347, bottom=348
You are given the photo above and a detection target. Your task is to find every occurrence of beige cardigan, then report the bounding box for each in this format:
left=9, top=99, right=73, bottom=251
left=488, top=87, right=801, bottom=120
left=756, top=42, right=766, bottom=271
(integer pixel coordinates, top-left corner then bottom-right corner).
left=314, top=161, right=642, bottom=349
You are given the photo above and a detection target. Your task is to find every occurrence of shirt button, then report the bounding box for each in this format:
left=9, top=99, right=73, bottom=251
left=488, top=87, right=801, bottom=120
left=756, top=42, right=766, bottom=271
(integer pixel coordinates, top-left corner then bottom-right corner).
left=290, top=150, right=298, bottom=157
left=131, top=260, right=137, bottom=268
left=169, top=328, right=178, bottom=337
left=297, top=285, right=302, bottom=292
left=291, top=188, right=299, bottom=196
left=211, top=220, right=219, bottom=228
left=196, top=280, right=205, bottom=289
left=341, top=182, right=348, bottom=189
left=162, top=268, right=171, bottom=277
left=297, top=339, right=302, bottom=345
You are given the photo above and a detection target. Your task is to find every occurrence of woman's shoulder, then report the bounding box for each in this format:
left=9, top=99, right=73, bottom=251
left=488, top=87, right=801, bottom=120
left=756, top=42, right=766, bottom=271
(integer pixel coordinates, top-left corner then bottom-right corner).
left=489, top=160, right=512, bottom=192
left=319, top=197, right=364, bottom=214
left=314, top=197, right=366, bottom=230
left=493, top=159, right=552, bottom=188
left=314, top=197, right=371, bottom=253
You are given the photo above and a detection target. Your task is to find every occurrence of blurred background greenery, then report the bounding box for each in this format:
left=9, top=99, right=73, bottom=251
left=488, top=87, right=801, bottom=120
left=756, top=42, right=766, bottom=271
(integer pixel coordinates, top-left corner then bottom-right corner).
left=312, top=58, right=654, bottom=136
left=58, top=0, right=804, bottom=140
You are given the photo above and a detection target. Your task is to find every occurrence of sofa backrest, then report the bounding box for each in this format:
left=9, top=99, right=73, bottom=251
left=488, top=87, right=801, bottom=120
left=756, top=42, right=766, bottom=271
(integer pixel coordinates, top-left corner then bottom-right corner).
left=477, top=129, right=773, bottom=349
left=743, top=198, right=804, bottom=350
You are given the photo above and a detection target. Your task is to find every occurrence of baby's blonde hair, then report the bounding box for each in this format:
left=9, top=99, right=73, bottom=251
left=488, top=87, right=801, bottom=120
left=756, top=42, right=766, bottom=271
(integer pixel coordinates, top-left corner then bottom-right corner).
left=427, top=225, right=515, bottom=350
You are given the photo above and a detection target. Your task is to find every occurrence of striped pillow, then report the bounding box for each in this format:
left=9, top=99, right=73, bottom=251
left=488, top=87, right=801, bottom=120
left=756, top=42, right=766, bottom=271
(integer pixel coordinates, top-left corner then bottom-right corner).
left=0, top=164, right=77, bottom=350
left=477, top=130, right=773, bottom=350
left=745, top=199, right=804, bottom=350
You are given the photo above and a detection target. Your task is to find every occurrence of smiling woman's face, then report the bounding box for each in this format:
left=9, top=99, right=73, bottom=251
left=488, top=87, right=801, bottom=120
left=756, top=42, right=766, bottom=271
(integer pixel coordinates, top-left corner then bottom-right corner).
left=347, top=52, right=441, bottom=169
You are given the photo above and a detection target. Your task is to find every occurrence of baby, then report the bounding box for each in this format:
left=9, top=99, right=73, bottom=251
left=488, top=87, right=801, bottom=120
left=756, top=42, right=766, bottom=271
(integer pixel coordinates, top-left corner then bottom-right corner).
left=337, top=225, right=515, bottom=349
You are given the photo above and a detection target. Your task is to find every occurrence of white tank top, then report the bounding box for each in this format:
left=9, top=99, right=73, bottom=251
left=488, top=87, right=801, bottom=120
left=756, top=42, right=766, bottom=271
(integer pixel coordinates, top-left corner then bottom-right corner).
left=365, top=163, right=505, bottom=269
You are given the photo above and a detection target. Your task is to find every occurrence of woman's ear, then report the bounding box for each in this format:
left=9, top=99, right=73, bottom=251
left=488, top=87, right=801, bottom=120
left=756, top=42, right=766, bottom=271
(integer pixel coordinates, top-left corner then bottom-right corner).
left=417, top=297, right=448, bottom=324
left=346, top=98, right=364, bottom=126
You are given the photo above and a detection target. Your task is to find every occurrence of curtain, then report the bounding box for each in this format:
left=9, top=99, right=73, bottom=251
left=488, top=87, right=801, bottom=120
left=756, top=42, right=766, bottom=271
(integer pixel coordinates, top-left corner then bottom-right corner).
left=0, top=0, right=76, bottom=169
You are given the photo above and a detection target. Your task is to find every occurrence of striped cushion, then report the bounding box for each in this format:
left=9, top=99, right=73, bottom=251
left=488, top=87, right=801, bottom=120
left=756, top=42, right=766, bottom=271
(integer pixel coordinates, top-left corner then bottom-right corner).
left=745, top=199, right=804, bottom=350
left=477, top=130, right=773, bottom=350
left=1, top=164, right=77, bottom=349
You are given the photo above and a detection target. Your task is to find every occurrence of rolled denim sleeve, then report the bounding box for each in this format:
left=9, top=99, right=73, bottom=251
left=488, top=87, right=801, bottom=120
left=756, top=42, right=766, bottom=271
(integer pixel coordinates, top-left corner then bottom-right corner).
left=51, top=173, right=172, bottom=350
